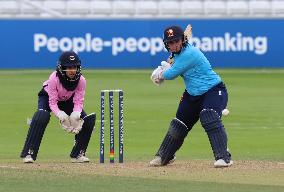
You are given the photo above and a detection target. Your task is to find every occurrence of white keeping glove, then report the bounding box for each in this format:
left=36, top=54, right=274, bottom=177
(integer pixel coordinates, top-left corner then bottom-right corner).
left=57, top=110, right=69, bottom=122
left=70, top=111, right=84, bottom=134
left=57, top=111, right=73, bottom=133
left=151, top=66, right=164, bottom=86
left=70, top=111, right=81, bottom=121
left=71, top=119, right=84, bottom=134
left=60, top=119, right=73, bottom=133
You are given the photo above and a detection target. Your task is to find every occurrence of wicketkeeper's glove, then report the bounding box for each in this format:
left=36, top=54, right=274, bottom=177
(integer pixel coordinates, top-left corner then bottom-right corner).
left=70, top=111, right=84, bottom=134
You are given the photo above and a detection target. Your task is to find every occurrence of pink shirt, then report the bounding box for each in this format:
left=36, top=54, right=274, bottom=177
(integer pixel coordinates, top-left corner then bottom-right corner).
left=43, top=71, right=86, bottom=116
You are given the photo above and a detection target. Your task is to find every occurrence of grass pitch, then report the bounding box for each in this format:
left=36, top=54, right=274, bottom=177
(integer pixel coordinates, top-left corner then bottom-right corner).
left=0, top=69, right=283, bottom=192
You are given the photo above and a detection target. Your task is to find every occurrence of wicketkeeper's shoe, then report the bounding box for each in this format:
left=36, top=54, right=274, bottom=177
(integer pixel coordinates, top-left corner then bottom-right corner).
left=22, top=155, right=34, bottom=163
left=71, top=154, right=90, bottom=163
left=214, top=159, right=233, bottom=168
left=149, top=156, right=176, bottom=166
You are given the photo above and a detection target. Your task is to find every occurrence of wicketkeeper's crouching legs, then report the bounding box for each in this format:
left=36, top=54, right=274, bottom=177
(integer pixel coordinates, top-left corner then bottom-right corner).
left=70, top=113, right=96, bottom=160
left=200, top=109, right=232, bottom=167
left=150, top=118, right=189, bottom=166
left=20, top=109, right=51, bottom=161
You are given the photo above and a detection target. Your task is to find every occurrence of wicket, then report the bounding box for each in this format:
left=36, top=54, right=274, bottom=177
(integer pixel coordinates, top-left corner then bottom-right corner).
left=100, top=89, right=124, bottom=163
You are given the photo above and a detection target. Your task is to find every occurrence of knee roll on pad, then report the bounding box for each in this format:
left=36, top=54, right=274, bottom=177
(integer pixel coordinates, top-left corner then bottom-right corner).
left=70, top=113, right=96, bottom=158
left=200, top=109, right=222, bottom=132
left=20, top=109, right=50, bottom=160
left=157, top=118, right=189, bottom=165
left=82, top=113, right=96, bottom=131
left=168, top=118, right=188, bottom=139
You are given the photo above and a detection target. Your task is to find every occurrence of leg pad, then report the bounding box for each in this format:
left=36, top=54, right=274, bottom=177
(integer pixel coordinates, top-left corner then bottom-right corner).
left=70, top=113, right=96, bottom=158
left=20, top=109, right=50, bottom=160
left=200, top=109, right=231, bottom=163
left=156, top=118, right=189, bottom=165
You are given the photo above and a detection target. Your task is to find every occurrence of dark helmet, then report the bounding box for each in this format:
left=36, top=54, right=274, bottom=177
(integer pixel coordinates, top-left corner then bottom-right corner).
left=56, top=51, right=82, bottom=91
left=163, top=25, right=187, bottom=52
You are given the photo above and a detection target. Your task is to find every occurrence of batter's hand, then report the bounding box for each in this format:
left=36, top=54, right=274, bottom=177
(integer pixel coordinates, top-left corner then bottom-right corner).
left=160, top=61, right=171, bottom=71
left=151, top=66, right=164, bottom=86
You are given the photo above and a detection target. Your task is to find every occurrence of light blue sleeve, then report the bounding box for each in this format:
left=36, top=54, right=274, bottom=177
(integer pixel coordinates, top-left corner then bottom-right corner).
left=163, top=47, right=198, bottom=80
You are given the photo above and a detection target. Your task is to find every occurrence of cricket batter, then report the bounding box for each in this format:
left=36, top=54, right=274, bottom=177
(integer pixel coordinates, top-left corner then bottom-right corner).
left=20, top=51, right=95, bottom=163
left=150, top=25, right=233, bottom=167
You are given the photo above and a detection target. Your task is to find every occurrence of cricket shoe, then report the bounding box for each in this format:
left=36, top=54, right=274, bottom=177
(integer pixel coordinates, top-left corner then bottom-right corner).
left=214, top=159, right=233, bottom=168
left=22, top=155, right=34, bottom=163
left=149, top=156, right=176, bottom=167
left=71, top=154, right=90, bottom=163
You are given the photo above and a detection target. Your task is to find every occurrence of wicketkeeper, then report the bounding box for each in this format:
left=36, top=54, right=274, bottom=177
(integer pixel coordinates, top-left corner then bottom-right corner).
left=20, top=51, right=96, bottom=163
left=150, top=25, right=233, bottom=168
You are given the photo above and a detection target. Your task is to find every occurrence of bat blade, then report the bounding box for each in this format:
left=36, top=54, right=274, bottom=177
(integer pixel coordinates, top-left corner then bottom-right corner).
left=184, top=24, right=192, bottom=40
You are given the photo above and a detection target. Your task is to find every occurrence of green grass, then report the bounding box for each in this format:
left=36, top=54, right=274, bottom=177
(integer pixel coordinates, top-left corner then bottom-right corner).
left=1, top=167, right=283, bottom=192
left=0, top=69, right=283, bottom=192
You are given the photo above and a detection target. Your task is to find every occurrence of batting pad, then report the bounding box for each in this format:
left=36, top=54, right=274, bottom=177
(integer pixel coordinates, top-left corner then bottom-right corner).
left=200, top=109, right=230, bottom=163
left=157, top=118, right=189, bottom=166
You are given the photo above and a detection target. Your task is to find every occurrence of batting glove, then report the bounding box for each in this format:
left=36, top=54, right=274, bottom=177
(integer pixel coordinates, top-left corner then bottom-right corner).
left=160, top=61, right=171, bottom=70
left=151, top=66, right=164, bottom=86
